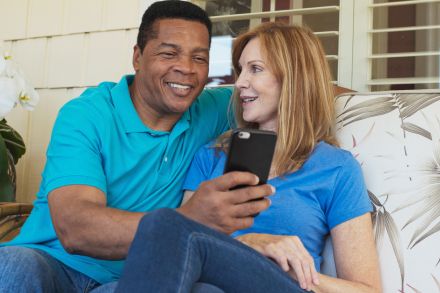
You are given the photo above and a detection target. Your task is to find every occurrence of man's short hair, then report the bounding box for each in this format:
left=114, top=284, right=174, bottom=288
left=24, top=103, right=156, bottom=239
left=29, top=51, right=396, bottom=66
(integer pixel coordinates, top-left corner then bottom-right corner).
left=137, top=0, right=212, bottom=52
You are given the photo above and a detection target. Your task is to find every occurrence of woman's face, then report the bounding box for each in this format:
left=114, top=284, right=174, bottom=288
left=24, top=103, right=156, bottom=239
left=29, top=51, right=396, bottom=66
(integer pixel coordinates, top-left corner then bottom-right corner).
left=235, top=37, right=281, bottom=131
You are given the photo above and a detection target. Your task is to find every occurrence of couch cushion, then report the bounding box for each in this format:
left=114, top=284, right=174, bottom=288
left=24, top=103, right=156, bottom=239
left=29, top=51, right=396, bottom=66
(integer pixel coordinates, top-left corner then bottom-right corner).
left=334, top=91, right=440, bottom=293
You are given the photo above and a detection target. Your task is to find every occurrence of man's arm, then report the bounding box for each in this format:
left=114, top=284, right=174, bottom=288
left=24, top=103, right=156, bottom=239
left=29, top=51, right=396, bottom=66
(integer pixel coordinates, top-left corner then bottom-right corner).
left=48, top=185, right=143, bottom=260
left=49, top=172, right=273, bottom=260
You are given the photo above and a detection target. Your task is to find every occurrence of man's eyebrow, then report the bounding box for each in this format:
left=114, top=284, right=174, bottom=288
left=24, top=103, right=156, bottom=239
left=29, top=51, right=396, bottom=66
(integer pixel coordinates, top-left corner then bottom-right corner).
left=158, top=43, right=181, bottom=51
left=158, top=43, right=209, bottom=54
left=193, top=47, right=209, bottom=54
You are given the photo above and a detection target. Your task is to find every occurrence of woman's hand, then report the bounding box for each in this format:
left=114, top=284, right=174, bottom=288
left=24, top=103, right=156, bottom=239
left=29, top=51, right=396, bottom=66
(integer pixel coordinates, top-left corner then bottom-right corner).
left=236, top=233, right=319, bottom=291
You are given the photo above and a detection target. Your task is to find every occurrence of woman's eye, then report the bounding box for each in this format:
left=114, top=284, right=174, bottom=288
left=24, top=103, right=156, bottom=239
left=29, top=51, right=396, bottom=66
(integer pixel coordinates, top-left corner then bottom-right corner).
left=251, top=65, right=262, bottom=73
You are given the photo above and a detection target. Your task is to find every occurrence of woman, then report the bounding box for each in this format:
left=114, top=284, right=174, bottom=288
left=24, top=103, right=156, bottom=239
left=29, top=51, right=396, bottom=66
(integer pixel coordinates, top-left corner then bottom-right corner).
left=116, top=23, right=381, bottom=293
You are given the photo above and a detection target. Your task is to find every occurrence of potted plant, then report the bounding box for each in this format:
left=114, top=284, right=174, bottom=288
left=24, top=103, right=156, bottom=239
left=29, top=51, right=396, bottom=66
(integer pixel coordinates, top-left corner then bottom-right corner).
left=0, top=52, right=39, bottom=202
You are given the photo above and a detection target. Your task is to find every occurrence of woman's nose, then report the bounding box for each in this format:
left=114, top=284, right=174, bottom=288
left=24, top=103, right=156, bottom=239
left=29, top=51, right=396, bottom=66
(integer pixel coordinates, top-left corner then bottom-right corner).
left=235, top=71, right=249, bottom=89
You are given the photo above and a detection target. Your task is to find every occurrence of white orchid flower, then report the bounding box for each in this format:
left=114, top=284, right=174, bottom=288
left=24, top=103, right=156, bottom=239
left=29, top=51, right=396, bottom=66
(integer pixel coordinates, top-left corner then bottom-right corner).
left=0, top=55, right=6, bottom=75
left=0, top=52, right=39, bottom=118
left=0, top=77, right=19, bottom=119
left=16, top=74, right=39, bottom=111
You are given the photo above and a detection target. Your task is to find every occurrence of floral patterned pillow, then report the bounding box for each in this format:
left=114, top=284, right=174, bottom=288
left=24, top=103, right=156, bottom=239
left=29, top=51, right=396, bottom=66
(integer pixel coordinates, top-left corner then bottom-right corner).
left=335, top=92, right=440, bottom=293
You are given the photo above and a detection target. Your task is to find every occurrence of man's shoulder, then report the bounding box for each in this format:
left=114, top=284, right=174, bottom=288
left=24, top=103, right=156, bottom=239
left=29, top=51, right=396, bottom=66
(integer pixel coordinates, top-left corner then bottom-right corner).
left=192, top=87, right=232, bottom=106
left=188, top=86, right=232, bottom=120
left=199, top=86, right=233, bottom=98
left=61, top=81, right=117, bottom=116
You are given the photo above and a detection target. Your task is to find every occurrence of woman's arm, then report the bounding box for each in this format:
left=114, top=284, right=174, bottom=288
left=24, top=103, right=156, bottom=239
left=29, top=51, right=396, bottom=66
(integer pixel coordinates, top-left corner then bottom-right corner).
left=312, top=213, right=382, bottom=293
left=236, top=213, right=381, bottom=293
left=236, top=233, right=319, bottom=291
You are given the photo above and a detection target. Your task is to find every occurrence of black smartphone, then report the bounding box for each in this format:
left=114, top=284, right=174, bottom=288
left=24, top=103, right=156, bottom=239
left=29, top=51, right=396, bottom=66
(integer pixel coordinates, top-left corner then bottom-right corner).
left=223, top=129, right=277, bottom=188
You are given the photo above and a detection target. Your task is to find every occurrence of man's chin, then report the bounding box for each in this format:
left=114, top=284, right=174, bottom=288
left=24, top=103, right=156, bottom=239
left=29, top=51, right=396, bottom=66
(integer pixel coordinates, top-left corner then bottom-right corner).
left=167, top=102, right=193, bottom=115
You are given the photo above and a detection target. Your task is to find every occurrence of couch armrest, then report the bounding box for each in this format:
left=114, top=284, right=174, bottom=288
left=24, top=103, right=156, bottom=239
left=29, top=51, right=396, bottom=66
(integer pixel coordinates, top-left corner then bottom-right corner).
left=0, top=202, right=33, bottom=242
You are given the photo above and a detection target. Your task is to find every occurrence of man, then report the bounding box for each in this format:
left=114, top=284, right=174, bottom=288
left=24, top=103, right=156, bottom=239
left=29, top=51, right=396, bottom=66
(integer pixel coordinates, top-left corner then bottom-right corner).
left=0, top=1, right=272, bottom=292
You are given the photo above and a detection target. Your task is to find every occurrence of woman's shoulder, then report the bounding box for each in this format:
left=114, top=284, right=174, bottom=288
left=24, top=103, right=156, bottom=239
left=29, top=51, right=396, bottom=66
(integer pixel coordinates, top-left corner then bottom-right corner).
left=310, top=141, right=358, bottom=169
left=193, top=139, right=226, bottom=162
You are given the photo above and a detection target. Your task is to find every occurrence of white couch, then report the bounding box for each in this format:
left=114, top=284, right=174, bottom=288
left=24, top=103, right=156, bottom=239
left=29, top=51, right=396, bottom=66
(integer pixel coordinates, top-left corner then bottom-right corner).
left=322, top=90, right=440, bottom=293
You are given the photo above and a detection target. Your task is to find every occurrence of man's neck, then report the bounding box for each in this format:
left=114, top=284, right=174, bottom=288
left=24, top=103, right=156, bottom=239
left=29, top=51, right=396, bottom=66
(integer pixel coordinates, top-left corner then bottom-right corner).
left=129, top=81, right=182, bottom=132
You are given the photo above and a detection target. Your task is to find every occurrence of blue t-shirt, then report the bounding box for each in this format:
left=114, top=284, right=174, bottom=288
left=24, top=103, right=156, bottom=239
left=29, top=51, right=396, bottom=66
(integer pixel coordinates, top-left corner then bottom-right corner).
left=2, top=76, right=231, bottom=283
left=183, top=140, right=372, bottom=270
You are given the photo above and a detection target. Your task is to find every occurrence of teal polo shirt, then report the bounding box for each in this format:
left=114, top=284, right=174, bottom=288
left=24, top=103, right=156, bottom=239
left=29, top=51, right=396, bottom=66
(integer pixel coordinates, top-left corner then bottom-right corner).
left=3, top=75, right=231, bottom=283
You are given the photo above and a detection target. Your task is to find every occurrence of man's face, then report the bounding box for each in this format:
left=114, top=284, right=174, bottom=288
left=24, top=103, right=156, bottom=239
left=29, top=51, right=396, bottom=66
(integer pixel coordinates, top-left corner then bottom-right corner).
left=132, top=19, right=210, bottom=117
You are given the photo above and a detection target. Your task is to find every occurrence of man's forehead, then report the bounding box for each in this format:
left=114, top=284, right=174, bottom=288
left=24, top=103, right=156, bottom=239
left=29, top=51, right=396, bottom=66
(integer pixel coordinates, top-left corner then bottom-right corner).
left=152, top=18, right=208, bottom=36
left=149, top=18, right=210, bottom=49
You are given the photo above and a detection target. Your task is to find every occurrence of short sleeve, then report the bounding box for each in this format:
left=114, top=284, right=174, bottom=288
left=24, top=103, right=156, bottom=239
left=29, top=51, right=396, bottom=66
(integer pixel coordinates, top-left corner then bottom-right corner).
left=325, top=155, right=373, bottom=230
left=41, top=99, right=107, bottom=196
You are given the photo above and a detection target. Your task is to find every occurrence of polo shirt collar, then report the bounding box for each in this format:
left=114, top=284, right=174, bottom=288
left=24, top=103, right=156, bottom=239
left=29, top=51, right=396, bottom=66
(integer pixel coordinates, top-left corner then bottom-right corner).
left=111, top=75, right=191, bottom=135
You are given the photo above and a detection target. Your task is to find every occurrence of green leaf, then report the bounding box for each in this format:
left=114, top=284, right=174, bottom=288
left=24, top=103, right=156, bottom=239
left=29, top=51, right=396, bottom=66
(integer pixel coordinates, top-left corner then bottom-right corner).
left=0, top=135, right=15, bottom=202
left=0, top=119, right=25, bottom=164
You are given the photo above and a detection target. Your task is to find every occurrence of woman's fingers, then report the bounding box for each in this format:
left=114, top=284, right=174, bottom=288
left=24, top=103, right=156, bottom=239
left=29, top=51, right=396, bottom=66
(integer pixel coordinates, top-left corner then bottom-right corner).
left=237, top=233, right=319, bottom=290
left=274, top=236, right=317, bottom=291
left=287, top=239, right=317, bottom=291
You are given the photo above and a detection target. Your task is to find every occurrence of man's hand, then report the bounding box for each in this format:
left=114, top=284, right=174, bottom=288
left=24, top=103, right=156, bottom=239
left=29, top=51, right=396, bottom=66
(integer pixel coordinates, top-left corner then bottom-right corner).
left=177, top=171, right=274, bottom=234
left=236, top=233, right=319, bottom=291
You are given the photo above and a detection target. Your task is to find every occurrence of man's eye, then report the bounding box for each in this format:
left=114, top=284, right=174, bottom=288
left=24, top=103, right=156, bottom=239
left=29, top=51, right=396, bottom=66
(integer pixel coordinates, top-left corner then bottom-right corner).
left=193, top=56, right=208, bottom=64
left=160, top=52, right=176, bottom=58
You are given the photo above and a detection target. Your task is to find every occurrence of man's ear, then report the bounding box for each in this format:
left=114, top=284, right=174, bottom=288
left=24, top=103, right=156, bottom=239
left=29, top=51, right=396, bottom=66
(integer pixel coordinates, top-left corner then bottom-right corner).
left=132, top=45, right=141, bottom=72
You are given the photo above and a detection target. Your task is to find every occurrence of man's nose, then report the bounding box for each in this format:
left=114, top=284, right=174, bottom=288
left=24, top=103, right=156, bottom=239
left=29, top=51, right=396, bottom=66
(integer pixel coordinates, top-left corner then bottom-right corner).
left=174, top=56, right=195, bottom=74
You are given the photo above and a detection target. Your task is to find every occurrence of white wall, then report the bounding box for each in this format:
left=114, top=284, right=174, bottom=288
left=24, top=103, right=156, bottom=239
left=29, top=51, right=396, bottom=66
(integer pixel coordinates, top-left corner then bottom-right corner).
left=0, top=0, right=156, bottom=202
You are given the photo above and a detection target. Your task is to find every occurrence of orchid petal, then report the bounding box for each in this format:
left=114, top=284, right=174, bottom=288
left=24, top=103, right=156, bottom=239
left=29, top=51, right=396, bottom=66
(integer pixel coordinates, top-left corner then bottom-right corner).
left=0, top=77, right=19, bottom=119
left=14, top=74, right=39, bottom=111
left=4, top=59, right=19, bottom=78
left=0, top=56, right=6, bottom=75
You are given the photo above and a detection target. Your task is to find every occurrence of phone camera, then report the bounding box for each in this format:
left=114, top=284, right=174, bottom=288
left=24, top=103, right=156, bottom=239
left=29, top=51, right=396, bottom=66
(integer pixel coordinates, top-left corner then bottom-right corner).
left=238, top=131, right=250, bottom=139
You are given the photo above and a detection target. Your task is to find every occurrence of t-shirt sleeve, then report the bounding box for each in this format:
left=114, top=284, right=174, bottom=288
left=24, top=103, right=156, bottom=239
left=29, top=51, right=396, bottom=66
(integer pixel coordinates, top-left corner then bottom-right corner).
left=41, top=99, right=107, bottom=196
left=182, top=145, right=216, bottom=192
left=326, top=155, right=373, bottom=230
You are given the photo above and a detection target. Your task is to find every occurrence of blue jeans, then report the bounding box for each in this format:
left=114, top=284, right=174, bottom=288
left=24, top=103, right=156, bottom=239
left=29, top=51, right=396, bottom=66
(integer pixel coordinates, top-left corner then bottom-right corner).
left=116, top=209, right=307, bottom=293
left=0, top=246, right=100, bottom=293
left=0, top=244, right=229, bottom=292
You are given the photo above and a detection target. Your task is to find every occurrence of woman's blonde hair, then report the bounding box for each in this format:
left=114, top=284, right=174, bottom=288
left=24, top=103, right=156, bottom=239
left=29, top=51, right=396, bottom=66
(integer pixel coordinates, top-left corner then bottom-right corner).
left=220, top=22, right=337, bottom=176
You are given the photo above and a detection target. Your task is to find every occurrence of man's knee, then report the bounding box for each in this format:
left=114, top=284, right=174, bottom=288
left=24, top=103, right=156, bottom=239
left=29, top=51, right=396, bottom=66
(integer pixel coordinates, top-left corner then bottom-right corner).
left=0, top=246, right=58, bottom=291
left=141, top=208, right=184, bottom=229
left=0, top=246, right=47, bottom=273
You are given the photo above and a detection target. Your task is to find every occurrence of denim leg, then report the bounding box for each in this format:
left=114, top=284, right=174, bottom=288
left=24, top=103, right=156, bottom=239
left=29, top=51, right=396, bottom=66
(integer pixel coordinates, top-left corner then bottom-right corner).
left=0, top=246, right=100, bottom=293
left=92, top=281, right=222, bottom=293
left=90, top=281, right=118, bottom=293
left=116, top=209, right=306, bottom=293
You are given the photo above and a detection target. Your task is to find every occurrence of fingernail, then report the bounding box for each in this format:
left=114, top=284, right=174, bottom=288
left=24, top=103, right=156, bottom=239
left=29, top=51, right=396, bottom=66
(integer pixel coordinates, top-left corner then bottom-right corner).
left=270, top=185, right=275, bottom=193
left=267, top=198, right=272, bottom=206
